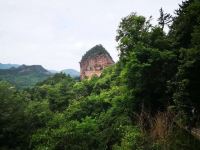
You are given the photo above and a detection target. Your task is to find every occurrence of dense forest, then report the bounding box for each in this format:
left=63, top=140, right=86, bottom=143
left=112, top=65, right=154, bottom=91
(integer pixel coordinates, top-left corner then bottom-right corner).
left=0, top=0, right=200, bottom=149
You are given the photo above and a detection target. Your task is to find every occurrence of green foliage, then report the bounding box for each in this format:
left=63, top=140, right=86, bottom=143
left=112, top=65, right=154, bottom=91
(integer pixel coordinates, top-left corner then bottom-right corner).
left=169, top=0, right=200, bottom=48
left=157, top=8, right=172, bottom=30
left=172, top=48, right=200, bottom=124
left=0, top=65, right=52, bottom=89
left=81, top=44, right=113, bottom=62
left=0, top=1, right=200, bottom=149
left=113, top=126, right=148, bottom=150
left=125, top=44, right=177, bottom=112
left=116, top=13, right=152, bottom=58
left=0, top=81, right=28, bottom=149
left=116, top=12, right=174, bottom=60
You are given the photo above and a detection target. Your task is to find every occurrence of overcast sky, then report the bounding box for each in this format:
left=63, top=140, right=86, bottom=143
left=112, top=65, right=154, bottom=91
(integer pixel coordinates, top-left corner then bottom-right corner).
left=0, top=0, right=183, bottom=71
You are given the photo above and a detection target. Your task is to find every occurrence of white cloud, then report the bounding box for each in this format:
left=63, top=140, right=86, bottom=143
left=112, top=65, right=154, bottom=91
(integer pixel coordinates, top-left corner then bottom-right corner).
left=0, top=0, right=183, bottom=71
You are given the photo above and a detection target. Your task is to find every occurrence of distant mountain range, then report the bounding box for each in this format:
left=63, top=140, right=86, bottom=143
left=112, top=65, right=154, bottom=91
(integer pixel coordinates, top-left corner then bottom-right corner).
left=61, top=69, right=80, bottom=77
left=0, top=63, right=20, bottom=69
left=0, top=64, right=52, bottom=89
left=48, top=70, right=59, bottom=74
left=0, top=63, right=80, bottom=88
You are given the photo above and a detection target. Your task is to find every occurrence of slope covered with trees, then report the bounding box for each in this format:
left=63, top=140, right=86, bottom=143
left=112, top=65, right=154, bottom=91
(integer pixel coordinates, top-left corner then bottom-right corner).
left=0, top=65, right=52, bottom=89
left=0, top=0, right=200, bottom=149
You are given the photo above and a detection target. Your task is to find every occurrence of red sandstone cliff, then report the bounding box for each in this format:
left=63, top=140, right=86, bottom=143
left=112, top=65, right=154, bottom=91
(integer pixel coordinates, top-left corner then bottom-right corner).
left=80, top=45, right=114, bottom=80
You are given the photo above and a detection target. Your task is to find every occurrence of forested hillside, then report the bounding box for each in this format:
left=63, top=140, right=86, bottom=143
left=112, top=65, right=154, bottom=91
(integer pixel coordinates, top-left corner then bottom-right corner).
left=0, top=0, right=200, bottom=149
left=0, top=65, right=52, bottom=89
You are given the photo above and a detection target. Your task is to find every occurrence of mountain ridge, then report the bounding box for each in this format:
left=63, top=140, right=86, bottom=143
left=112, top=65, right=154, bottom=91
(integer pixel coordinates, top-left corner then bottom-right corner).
left=0, top=63, right=20, bottom=69
left=61, top=69, right=80, bottom=77
left=0, top=65, right=52, bottom=89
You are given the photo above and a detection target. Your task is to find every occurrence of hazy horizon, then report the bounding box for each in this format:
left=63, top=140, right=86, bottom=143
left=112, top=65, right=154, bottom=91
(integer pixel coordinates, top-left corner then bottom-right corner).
left=0, top=0, right=183, bottom=71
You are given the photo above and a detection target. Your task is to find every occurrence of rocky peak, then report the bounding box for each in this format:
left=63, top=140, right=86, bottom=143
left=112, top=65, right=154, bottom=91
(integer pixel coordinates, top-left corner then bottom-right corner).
left=80, top=44, right=114, bottom=80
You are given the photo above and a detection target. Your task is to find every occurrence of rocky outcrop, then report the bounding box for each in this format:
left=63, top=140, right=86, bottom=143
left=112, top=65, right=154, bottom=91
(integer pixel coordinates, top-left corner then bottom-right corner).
left=80, top=45, right=114, bottom=80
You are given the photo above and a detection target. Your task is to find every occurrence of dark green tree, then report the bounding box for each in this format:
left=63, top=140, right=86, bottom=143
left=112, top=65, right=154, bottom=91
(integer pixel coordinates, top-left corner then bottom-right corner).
left=157, top=8, right=172, bottom=30
left=169, top=0, right=200, bottom=48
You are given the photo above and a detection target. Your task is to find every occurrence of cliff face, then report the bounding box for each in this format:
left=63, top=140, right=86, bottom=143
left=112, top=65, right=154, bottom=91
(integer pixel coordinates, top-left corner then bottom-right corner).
left=80, top=45, right=114, bottom=80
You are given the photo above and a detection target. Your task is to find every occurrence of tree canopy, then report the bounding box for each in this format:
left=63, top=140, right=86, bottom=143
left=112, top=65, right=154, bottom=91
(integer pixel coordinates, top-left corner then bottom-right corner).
left=0, top=0, right=200, bottom=149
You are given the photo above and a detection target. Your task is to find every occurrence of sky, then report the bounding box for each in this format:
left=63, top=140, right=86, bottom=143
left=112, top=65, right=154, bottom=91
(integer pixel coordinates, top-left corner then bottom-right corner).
left=0, top=0, right=183, bottom=71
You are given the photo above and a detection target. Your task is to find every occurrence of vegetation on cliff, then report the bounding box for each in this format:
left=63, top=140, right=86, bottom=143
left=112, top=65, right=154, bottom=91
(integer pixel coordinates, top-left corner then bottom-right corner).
left=0, top=0, right=200, bottom=149
left=81, top=44, right=113, bottom=62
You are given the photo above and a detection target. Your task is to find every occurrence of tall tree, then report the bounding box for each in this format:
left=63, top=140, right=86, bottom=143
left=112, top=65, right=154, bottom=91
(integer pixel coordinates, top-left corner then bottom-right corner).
left=158, top=8, right=172, bottom=30
left=169, top=0, right=200, bottom=48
